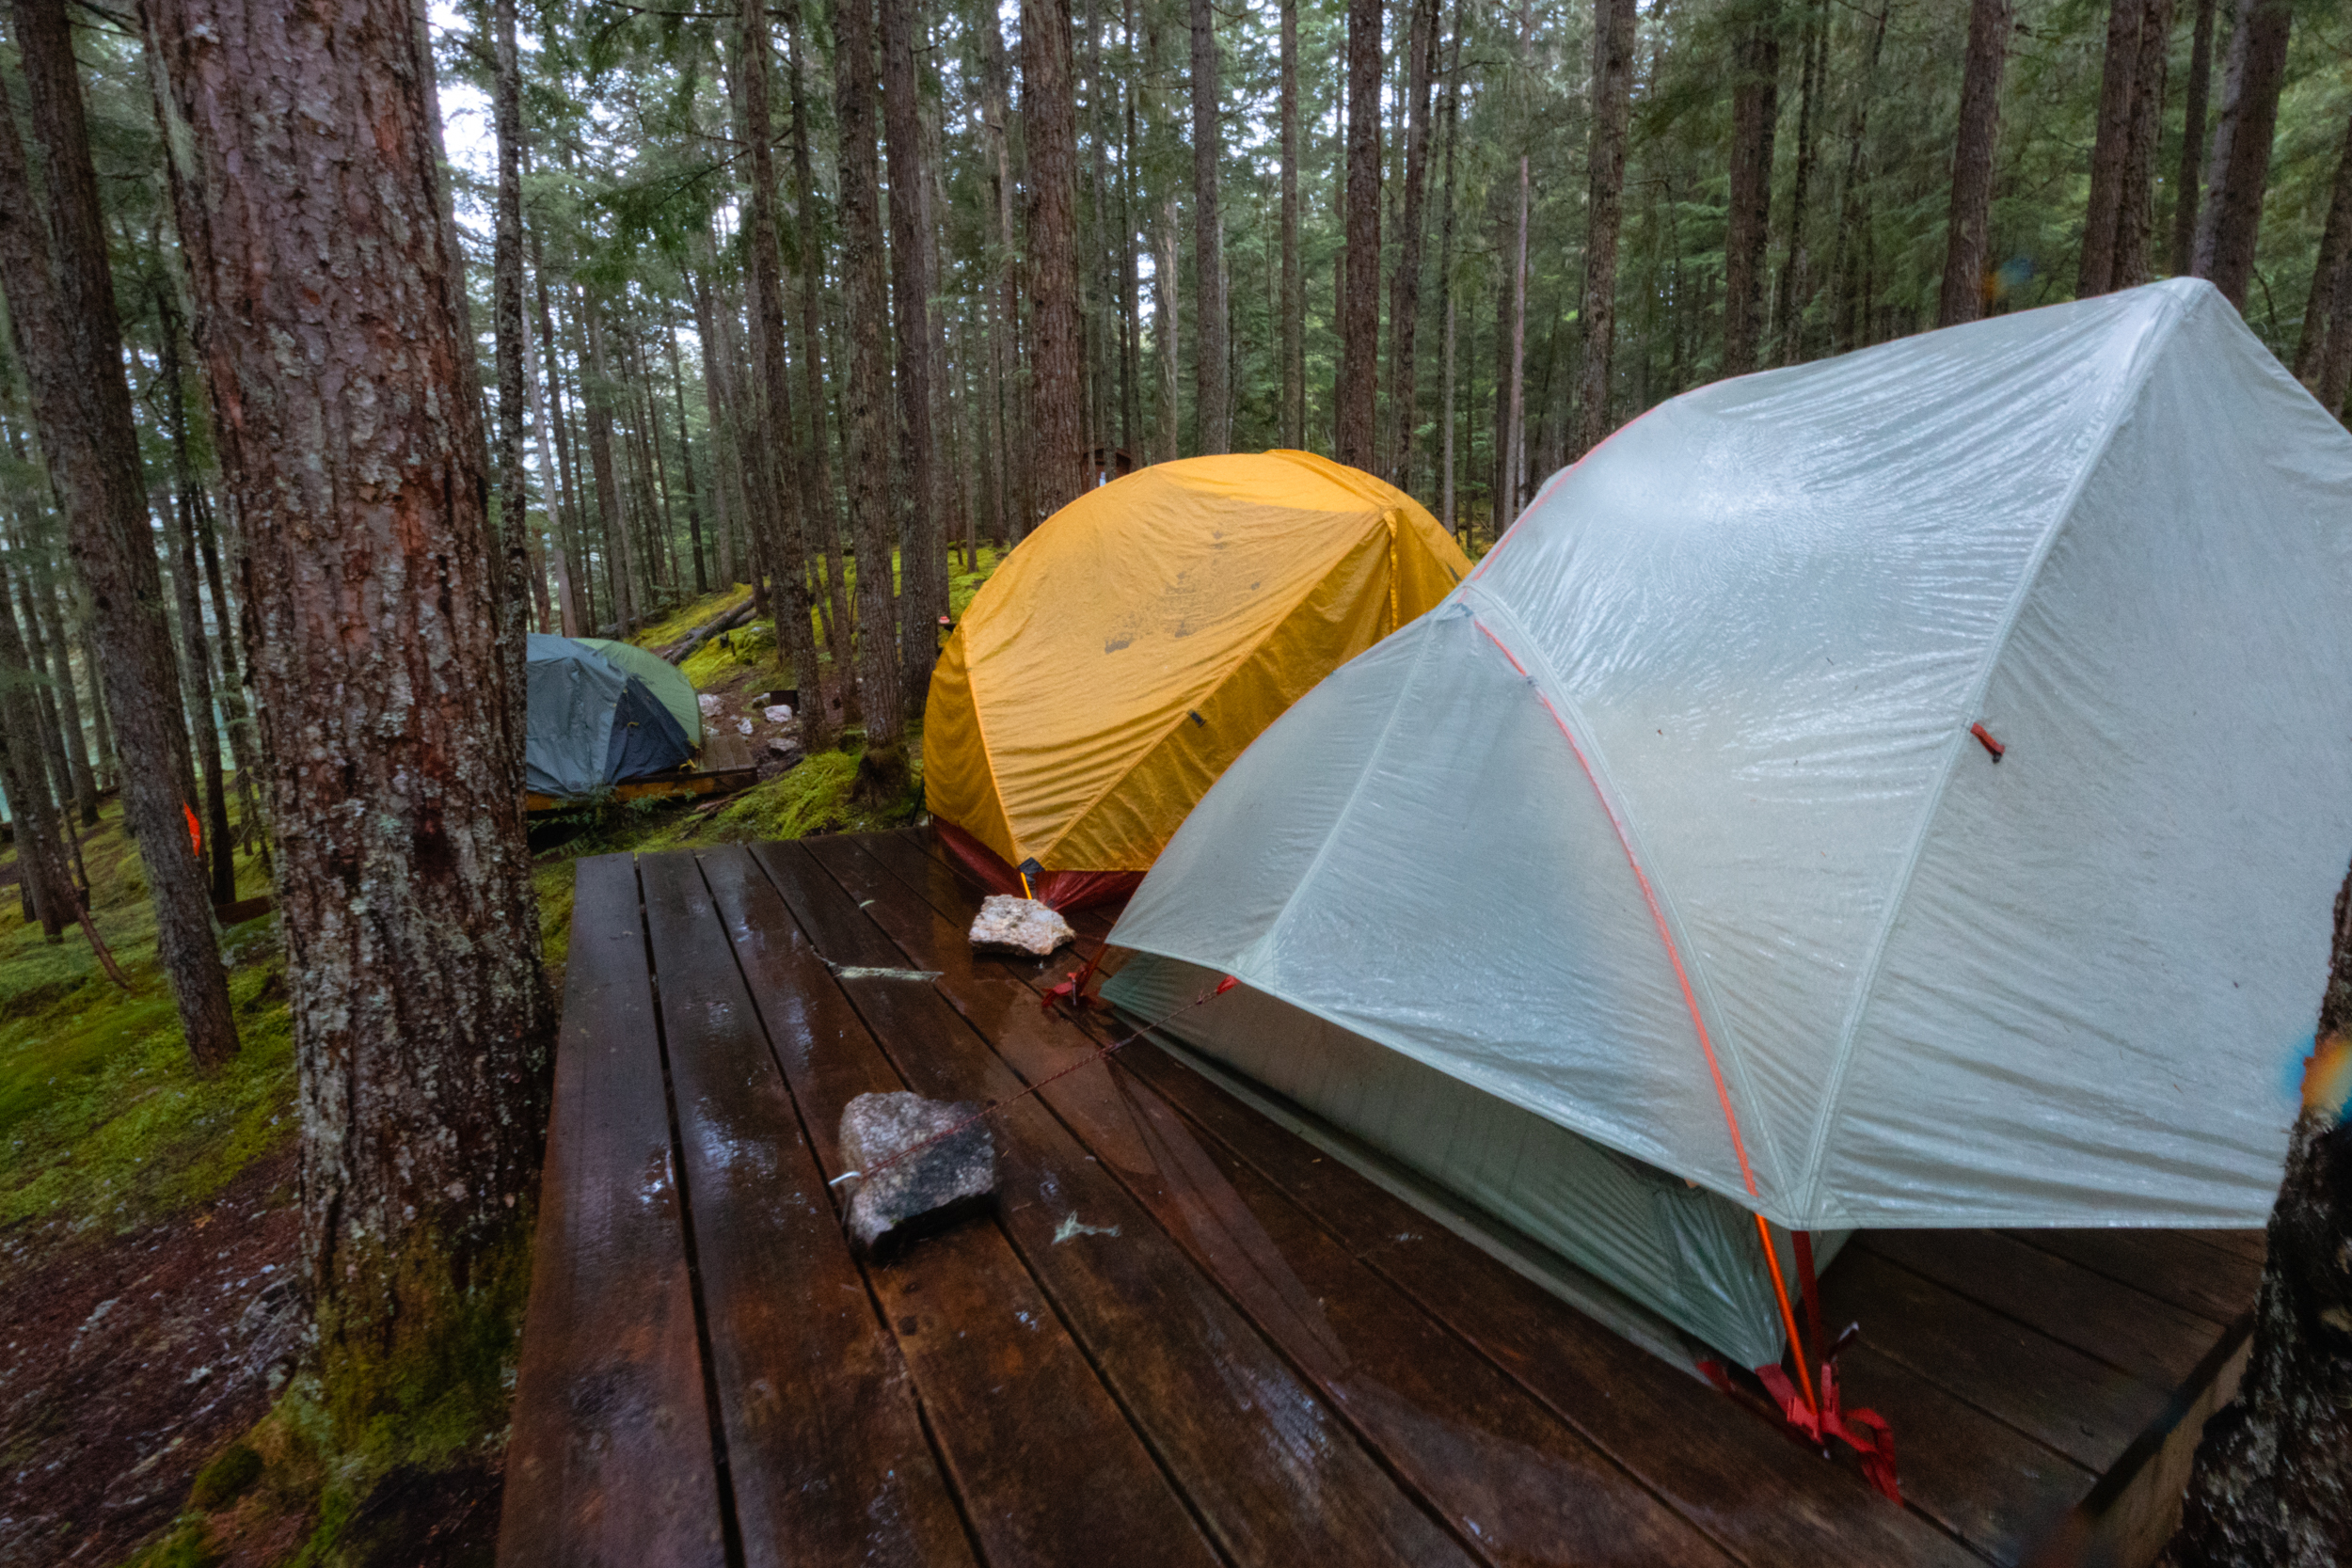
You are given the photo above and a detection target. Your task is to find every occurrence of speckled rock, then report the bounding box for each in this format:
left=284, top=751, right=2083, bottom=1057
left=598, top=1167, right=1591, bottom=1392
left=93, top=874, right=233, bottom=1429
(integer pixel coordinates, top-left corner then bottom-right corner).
left=839, top=1091, right=997, bottom=1255
left=968, top=894, right=1074, bottom=957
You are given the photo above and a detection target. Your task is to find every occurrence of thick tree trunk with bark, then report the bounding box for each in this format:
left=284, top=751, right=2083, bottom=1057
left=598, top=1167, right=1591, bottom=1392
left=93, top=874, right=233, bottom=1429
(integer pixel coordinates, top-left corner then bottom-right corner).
left=144, top=0, right=555, bottom=1414
left=2171, top=0, right=2217, bottom=278
left=1025, top=0, right=1087, bottom=511
left=882, top=0, right=947, bottom=712
left=835, top=0, right=905, bottom=746
left=1937, top=0, right=2011, bottom=326
left=2191, top=0, right=2294, bottom=310
left=2113, top=0, right=2171, bottom=290
left=1186, top=0, right=1228, bottom=454
left=2162, top=863, right=2352, bottom=1566
left=1723, top=0, right=1780, bottom=376
left=0, top=2, right=236, bottom=1068
left=1336, top=0, right=1381, bottom=470
left=1573, top=0, right=1638, bottom=459
left=739, top=0, right=829, bottom=740
left=2078, top=0, right=2146, bottom=297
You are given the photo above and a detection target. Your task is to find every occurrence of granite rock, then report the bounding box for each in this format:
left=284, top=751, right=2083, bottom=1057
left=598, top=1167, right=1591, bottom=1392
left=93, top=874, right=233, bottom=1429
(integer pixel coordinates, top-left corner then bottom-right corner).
left=968, top=894, right=1074, bottom=957
left=839, top=1091, right=997, bottom=1255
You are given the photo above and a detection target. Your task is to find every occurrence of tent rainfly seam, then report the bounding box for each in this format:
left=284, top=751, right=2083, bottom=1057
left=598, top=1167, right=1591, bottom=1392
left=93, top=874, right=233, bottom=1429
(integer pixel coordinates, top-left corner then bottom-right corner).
left=1790, top=286, right=2194, bottom=1226
left=1463, top=588, right=1788, bottom=1210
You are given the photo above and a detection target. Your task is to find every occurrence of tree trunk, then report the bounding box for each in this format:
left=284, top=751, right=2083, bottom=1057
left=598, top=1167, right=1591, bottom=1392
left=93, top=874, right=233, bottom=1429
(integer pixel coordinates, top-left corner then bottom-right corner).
left=144, top=0, right=555, bottom=1423
left=1723, top=0, right=1781, bottom=376
left=1186, top=0, right=1228, bottom=454
left=2113, top=0, right=2172, bottom=291
left=1937, top=0, right=2010, bottom=326
left=1385, top=0, right=1438, bottom=484
left=739, top=0, right=829, bottom=739
left=1154, top=194, right=1184, bottom=464
left=528, top=224, right=587, bottom=633
left=158, top=315, right=236, bottom=906
left=491, top=0, right=533, bottom=689
left=2078, top=0, right=2146, bottom=297
left=882, top=0, right=947, bottom=712
left=1573, top=0, right=1638, bottom=459
left=1, top=0, right=236, bottom=1067
left=580, top=293, right=637, bottom=631
left=660, top=315, right=707, bottom=597
left=2191, top=0, right=2294, bottom=310
left=0, top=555, right=73, bottom=939
left=2170, top=0, right=2217, bottom=278
left=786, top=16, right=850, bottom=673
left=1026, top=0, right=1087, bottom=511
left=2296, top=110, right=2352, bottom=420
left=39, top=559, right=99, bottom=827
left=1436, top=0, right=1463, bottom=529
left=522, top=277, right=580, bottom=633
left=1504, top=156, right=1530, bottom=527
left=1773, top=0, right=1825, bottom=365
left=15, top=522, right=98, bottom=829
left=687, top=268, right=741, bottom=593
left=1278, top=0, right=1302, bottom=451
left=977, top=0, right=1026, bottom=536
left=1336, top=0, right=1382, bottom=469
left=834, top=0, right=904, bottom=748
left=2162, top=862, right=2352, bottom=1566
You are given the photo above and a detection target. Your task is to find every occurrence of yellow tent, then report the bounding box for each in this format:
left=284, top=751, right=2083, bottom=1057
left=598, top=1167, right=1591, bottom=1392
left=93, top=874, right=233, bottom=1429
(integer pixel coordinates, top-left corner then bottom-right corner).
left=924, top=451, right=1471, bottom=908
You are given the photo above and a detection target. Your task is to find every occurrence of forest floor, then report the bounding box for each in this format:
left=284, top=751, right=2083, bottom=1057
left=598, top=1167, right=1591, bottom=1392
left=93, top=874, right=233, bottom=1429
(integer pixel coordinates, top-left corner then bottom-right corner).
left=0, top=546, right=1006, bottom=1567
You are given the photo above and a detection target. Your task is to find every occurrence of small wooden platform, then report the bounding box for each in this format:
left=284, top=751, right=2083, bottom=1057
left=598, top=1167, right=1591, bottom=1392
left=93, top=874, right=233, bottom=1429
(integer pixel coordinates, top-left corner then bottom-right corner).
left=522, top=732, right=760, bottom=813
left=498, top=830, right=2265, bottom=1568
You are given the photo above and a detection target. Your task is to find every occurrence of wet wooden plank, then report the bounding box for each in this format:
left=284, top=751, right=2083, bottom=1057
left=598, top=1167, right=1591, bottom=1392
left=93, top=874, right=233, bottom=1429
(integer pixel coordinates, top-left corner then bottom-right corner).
left=1105, top=1033, right=1990, bottom=1568
left=693, top=846, right=1220, bottom=1568
left=2179, top=1229, right=2267, bottom=1266
left=635, top=851, right=971, bottom=1568
left=757, top=837, right=1476, bottom=1568
left=1820, top=1249, right=2171, bottom=1473
left=824, top=837, right=1738, bottom=1565
left=1996, top=1229, right=2264, bottom=1326
left=498, top=854, right=725, bottom=1568
left=1860, top=1230, right=2228, bottom=1391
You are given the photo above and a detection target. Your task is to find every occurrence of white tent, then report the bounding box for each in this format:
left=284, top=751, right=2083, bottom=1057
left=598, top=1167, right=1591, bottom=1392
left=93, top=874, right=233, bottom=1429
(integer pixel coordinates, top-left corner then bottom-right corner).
left=1107, top=280, right=2352, bottom=1340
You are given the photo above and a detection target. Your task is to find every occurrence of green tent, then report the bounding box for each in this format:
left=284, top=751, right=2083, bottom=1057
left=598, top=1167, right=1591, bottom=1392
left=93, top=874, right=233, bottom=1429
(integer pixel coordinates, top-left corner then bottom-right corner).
left=576, top=637, right=702, bottom=747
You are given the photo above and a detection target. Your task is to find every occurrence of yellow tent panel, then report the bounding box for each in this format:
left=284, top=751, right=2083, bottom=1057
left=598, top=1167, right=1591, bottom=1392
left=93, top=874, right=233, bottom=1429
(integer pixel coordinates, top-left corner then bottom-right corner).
left=924, top=451, right=1470, bottom=906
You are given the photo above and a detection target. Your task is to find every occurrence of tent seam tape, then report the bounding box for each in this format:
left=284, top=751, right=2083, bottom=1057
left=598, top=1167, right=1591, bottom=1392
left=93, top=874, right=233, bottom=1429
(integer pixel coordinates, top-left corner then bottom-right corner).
left=1038, top=511, right=1405, bottom=868
left=1467, top=593, right=1778, bottom=1205
left=1790, top=286, right=2195, bottom=1224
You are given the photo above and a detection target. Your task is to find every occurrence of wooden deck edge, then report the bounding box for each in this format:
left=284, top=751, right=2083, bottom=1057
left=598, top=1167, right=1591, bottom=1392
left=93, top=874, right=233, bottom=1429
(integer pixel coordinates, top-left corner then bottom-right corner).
left=2023, top=1307, right=2255, bottom=1568
left=1137, top=1029, right=1717, bottom=1381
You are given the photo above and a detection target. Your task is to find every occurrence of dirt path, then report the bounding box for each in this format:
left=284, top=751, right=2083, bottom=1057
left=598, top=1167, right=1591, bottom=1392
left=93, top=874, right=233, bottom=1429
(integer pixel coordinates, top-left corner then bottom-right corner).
left=0, top=1144, right=301, bottom=1566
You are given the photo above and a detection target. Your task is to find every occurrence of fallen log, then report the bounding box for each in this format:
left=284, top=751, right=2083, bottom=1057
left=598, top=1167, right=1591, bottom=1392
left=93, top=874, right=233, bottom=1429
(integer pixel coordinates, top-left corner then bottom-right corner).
left=659, top=598, right=755, bottom=664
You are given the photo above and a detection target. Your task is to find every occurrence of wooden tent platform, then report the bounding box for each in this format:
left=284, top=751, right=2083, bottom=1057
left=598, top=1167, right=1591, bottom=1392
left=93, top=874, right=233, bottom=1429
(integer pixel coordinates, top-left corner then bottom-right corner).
left=498, top=829, right=2265, bottom=1568
left=522, top=731, right=760, bottom=813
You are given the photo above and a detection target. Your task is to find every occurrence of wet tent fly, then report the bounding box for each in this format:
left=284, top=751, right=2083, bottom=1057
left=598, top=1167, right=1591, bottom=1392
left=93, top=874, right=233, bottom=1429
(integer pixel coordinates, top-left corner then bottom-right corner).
left=525, top=633, right=695, bottom=800
left=1107, top=279, right=2352, bottom=1369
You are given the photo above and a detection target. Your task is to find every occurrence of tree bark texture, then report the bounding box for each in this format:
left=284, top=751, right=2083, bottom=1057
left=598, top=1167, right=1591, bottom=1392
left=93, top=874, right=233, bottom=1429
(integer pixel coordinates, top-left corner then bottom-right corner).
left=2191, top=0, right=2293, bottom=310
left=157, top=315, right=236, bottom=906
left=1773, top=0, right=1824, bottom=365
left=2113, top=0, right=2171, bottom=291
left=2162, top=860, right=2352, bottom=1567
left=1279, top=0, right=1302, bottom=451
left=1573, top=0, right=1638, bottom=458
left=2170, top=0, right=2217, bottom=278
left=1025, top=0, right=1087, bottom=512
left=1186, top=0, right=1228, bottom=454
left=2296, top=112, right=2352, bottom=420
left=739, top=0, right=829, bottom=737
left=1937, top=0, right=2010, bottom=326
left=1723, top=0, right=1781, bottom=376
left=2078, top=0, right=2146, bottom=298
left=580, top=295, right=637, bottom=631
left=881, top=0, right=947, bottom=712
left=835, top=0, right=905, bottom=742
left=1336, top=0, right=1381, bottom=470
left=0, top=0, right=238, bottom=1068
left=143, top=0, right=557, bottom=1394
left=0, top=552, right=74, bottom=939
left=1385, top=0, right=1439, bottom=483
left=491, top=0, right=533, bottom=689
left=1436, top=0, right=1464, bottom=526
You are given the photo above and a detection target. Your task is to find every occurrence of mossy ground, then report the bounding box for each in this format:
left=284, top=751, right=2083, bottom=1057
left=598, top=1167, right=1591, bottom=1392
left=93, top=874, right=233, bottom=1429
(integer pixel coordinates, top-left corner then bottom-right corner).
left=27, top=541, right=1012, bottom=1565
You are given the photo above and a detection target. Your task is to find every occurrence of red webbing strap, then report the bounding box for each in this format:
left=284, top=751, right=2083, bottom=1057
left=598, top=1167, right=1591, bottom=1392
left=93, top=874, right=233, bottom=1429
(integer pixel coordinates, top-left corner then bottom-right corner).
left=1473, top=615, right=1820, bottom=1421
